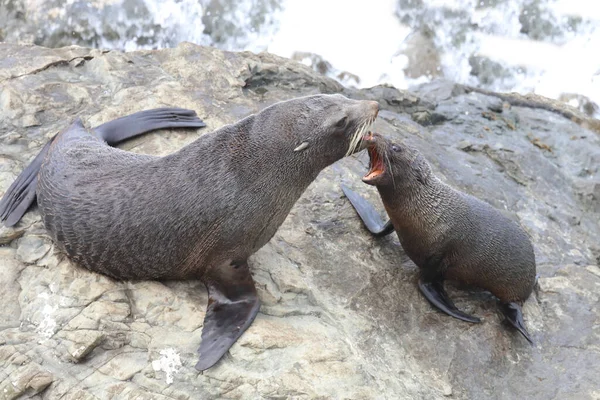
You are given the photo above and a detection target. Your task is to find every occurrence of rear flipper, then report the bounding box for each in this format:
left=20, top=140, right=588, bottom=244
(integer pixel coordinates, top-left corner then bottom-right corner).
left=500, top=302, right=534, bottom=344
left=195, top=260, right=260, bottom=371
left=418, top=278, right=481, bottom=323
left=0, top=137, right=55, bottom=227
left=94, top=107, right=206, bottom=145
left=341, top=184, right=394, bottom=237
left=0, top=107, right=205, bottom=227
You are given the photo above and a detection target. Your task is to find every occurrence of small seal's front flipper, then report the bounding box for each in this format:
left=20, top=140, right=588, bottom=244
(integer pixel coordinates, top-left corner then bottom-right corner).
left=94, top=107, right=206, bottom=145
left=0, top=136, right=56, bottom=227
left=341, top=184, right=394, bottom=237
left=418, top=278, right=481, bottom=323
left=195, top=260, right=260, bottom=371
left=500, top=302, right=534, bottom=344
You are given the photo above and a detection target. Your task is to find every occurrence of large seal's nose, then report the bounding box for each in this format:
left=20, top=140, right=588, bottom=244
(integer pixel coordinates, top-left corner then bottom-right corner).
left=369, top=101, right=380, bottom=117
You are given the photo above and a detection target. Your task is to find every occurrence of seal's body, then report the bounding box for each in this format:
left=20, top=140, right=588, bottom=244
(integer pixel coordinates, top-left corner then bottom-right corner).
left=1, top=95, right=379, bottom=370
left=342, top=133, right=536, bottom=343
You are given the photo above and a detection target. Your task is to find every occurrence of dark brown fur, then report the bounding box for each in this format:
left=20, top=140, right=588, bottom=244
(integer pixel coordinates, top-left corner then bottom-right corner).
left=370, top=136, right=536, bottom=302
left=365, top=135, right=535, bottom=303
left=32, top=94, right=378, bottom=370
left=37, top=94, right=378, bottom=281
left=343, top=132, right=536, bottom=342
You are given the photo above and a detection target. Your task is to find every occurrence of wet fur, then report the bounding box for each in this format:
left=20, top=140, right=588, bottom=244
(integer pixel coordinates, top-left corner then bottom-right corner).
left=37, top=94, right=378, bottom=281
left=1, top=96, right=379, bottom=371
left=33, top=94, right=378, bottom=370
left=370, top=135, right=536, bottom=303
left=344, top=134, right=536, bottom=342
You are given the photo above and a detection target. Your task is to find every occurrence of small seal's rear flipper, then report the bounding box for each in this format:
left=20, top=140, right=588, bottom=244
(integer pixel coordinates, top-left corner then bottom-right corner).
left=195, top=260, right=260, bottom=371
left=418, top=278, right=481, bottom=323
left=94, top=107, right=206, bottom=145
left=500, top=302, right=534, bottom=344
left=0, top=136, right=56, bottom=227
left=341, top=184, right=394, bottom=237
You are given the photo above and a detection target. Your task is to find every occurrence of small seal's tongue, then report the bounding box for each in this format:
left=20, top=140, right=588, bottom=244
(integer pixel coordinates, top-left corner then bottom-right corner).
left=363, top=144, right=385, bottom=183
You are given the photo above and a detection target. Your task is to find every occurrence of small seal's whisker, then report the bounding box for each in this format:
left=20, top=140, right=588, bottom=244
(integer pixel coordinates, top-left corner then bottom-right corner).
left=385, top=150, right=396, bottom=189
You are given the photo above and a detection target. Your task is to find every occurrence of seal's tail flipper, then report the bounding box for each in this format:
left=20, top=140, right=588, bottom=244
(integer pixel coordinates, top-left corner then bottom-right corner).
left=94, top=107, right=206, bottom=145
left=0, top=108, right=205, bottom=227
left=341, top=184, right=394, bottom=237
left=195, top=260, right=260, bottom=371
left=0, top=136, right=56, bottom=227
left=418, top=278, right=482, bottom=323
left=500, top=301, right=534, bottom=344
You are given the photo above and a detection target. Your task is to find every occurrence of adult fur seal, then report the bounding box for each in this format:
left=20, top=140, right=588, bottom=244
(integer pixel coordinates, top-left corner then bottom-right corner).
left=0, top=94, right=379, bottom=370
left=341, top=132, right=536, bottom=343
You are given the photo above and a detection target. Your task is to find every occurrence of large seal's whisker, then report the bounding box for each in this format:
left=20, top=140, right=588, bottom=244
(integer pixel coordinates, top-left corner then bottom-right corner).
left=345, top=117, right=375, bottom=157
left=346, top=121, right=365, bottom=157
left=357, top=122, right=367, bottom=149
left=352, top=122, right=363, bottom=156
left=355, top=122, right=366, bottom=153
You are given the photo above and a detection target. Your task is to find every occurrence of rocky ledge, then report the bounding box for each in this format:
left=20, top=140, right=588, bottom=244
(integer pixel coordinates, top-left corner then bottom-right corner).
left=0, top=42, right=598, bottom=400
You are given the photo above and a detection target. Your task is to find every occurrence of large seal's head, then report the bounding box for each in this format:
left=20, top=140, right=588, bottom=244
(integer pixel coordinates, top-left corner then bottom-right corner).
left=251, top=94, right=379, bottom=169
left=361, top=133, right=433, bottom=188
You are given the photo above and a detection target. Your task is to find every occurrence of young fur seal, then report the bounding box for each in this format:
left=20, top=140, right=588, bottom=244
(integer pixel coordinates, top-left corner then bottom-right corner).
left=1, top=94, right=379, bottom=371
left=341, top=132, right=536, bottom=343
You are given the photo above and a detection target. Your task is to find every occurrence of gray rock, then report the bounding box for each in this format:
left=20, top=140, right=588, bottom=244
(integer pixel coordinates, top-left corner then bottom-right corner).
left=16, top=235, right=51, bottom=264
left=0, top=359, right=54, bottom=400
left=0, top=42, right=598, bottom=399
left=468, top=55, right=515, bottom=86
left=59, top=330, right=106, bottom=362
left=0, top=225, right=26, bottom=245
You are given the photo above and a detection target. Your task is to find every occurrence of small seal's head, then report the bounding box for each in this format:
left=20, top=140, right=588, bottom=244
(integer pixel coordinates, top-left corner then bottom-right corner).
left=361, top=133, right=432, bottom=188
left=257, top=94, right=379, bottom=168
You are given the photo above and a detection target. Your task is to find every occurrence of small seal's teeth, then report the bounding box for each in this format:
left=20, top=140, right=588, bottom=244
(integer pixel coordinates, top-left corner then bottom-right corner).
left=293, top=142, right=310, bottom=152
left=363, top=145, right=385, bottom=182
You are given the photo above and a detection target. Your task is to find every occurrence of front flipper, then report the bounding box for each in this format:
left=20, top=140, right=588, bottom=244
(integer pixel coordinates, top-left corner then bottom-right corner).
left=341, top=185, right=394, bottom=237
left=418, top=278, right=481, bottom=323
left=500, top=302, right=534, bottom=344
left=196, top=260, right=260, bottom=371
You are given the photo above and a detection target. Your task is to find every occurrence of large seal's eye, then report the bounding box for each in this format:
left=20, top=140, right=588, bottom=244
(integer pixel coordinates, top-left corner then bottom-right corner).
left=392, top=145, right=401, bottom=152
left=336, top=116, right=348, bottom=128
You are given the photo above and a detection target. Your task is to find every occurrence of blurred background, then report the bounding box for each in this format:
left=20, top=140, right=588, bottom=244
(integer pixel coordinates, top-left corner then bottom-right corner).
left=1, top=0, right=598, bottom=117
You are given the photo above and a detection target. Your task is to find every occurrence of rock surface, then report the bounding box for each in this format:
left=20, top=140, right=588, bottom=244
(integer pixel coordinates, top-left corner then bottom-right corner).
left=0, top=42, right=599, bottom=399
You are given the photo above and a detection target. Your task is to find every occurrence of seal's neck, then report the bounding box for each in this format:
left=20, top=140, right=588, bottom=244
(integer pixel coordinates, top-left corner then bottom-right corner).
left=376, top=176, right=443, bottom=218
left=171, top=113, right=324, bottom=198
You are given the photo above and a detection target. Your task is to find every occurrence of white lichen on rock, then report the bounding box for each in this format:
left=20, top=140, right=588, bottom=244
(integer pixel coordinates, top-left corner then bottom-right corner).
left=36, top=292, right=57, bottom=339
left=151, top=348, right=182, bottom=385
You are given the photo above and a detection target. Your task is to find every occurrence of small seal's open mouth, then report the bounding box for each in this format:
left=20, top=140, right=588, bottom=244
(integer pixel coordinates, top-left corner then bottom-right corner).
left=362, top=132, right=385, bottom=183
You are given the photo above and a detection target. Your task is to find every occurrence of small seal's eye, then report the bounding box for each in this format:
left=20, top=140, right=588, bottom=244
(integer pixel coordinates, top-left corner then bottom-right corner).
left=336, top=116, right=348, bottom=128
left=392, top=145, right=401, bottom=152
